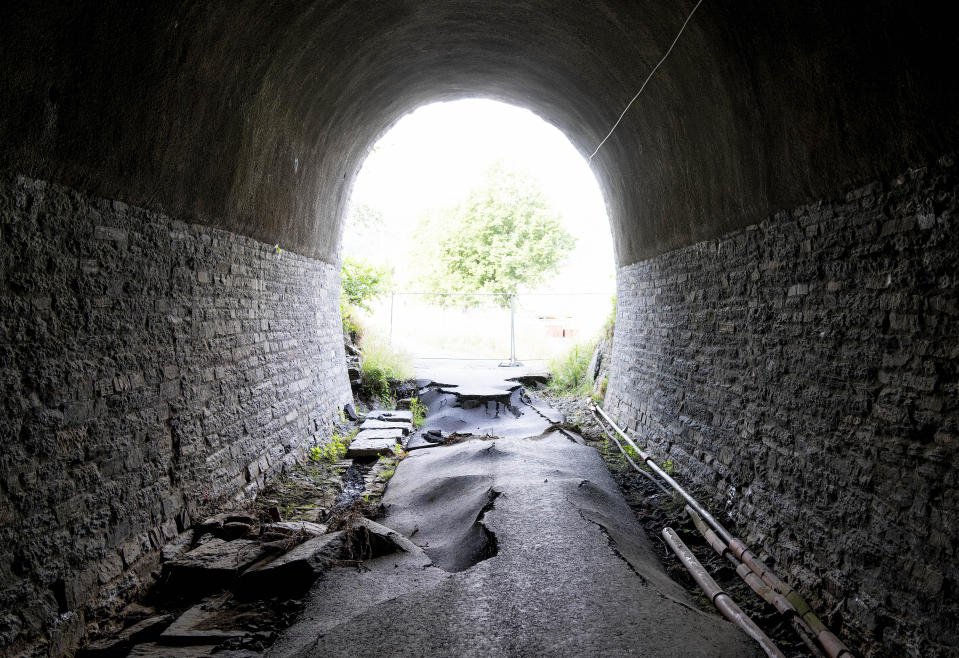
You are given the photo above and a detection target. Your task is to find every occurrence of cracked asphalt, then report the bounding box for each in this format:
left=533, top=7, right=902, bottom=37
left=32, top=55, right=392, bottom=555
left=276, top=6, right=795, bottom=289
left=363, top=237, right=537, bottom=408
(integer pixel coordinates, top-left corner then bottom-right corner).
left=269, top=366, right=762, bottom=657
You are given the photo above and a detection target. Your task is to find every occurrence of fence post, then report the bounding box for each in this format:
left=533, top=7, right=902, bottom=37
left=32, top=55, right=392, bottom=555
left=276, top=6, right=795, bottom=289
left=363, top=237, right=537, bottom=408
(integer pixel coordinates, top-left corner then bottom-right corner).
left=509, top=292, right=516, bottom=363
left=389, top=292, right=395, bottom=346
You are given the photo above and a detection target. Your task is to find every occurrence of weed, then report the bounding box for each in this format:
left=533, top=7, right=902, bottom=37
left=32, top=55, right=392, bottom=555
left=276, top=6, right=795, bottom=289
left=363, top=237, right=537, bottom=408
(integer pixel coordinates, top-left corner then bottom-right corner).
left=661, top=460, right=675, bottom=476
left=359, top=339, right=413, bottom=401
left=410, top=397, right=428, bottom=428
left=547, top=338, right=597, bottom=397
left=309, top=430, right=357, bottom=464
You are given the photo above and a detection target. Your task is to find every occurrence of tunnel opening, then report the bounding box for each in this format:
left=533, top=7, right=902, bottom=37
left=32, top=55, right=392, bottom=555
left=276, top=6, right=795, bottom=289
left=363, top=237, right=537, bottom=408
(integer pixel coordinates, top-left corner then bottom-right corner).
left=0, top=2, right=957, bottom=655
left=340, top=98, right=615, bottom=368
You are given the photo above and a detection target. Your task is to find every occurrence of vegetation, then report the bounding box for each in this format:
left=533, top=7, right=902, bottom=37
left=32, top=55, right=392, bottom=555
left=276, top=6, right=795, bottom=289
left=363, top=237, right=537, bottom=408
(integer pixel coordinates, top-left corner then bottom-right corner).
left=413, top=161, right=575, bottom=305
left=340, top=255, right=392, bottom=342
left=341, top=255, right=392, bottom=312
left=547, top=338, right=597, bottom=397
left=309, top=430, right=357, bottom=464
left=359, top=339, right=413, bottom=404
left=410, top=397, right=428, bottom=428
left=547, top=294, right=615, bottom=399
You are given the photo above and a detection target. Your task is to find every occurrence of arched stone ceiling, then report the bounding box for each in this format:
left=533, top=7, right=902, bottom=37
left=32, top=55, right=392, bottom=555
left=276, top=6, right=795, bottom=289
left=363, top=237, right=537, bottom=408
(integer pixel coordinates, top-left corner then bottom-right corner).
left=2, top=1, right=956, bottom=265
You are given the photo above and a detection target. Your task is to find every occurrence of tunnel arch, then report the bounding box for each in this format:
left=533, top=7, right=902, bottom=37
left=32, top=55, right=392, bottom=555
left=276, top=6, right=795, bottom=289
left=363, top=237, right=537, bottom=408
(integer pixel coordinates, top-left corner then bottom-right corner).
left=1, top=2, right=958, bottom=656
left=4, top=1, right=956, bottom=265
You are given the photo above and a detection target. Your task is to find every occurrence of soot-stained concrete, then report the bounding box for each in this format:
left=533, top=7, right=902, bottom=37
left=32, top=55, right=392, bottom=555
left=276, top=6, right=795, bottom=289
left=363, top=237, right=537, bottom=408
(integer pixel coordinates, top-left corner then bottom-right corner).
left=2, top=2, right=957, bottom=265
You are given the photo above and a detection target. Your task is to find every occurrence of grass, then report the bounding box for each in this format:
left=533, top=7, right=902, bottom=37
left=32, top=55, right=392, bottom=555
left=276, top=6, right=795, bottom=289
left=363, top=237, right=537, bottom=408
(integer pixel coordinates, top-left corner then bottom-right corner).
left=410, top=397, right=428, bottom=428
left=359, top=336, right=413, bottom=401
left=547, top=338, right=597, bottom=397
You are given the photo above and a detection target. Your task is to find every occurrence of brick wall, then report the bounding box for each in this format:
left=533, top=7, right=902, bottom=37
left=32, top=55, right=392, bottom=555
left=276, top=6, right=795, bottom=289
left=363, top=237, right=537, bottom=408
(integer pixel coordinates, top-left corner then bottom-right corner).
left=0, top=174, right=351, bottom=655
left=605, top=156, right=958, bottom=656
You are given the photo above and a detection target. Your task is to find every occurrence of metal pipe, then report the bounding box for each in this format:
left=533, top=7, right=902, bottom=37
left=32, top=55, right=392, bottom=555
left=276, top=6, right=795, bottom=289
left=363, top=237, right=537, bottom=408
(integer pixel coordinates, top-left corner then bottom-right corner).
left=593, top=411, right=670, bottom=495
left=592, top=403, right=853, bottom=658
left=389, top=292, right=395, bottom=346
left=686, top=506, right=827, bottom=658
left=591, top=403, right=733, bottom=544
left=509, top=293, right=516, bottom=363
left=662, top=527, right=786, bottom=658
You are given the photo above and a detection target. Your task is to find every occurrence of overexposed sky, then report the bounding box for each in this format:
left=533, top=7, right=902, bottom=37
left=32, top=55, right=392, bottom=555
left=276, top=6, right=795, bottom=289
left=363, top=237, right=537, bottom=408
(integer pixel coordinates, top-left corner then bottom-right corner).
left=343, top=98, right=615, bottom=295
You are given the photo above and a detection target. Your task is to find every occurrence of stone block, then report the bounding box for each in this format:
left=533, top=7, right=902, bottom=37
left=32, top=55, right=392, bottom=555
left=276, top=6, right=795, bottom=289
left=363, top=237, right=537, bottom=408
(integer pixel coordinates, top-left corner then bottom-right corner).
left=239, top=531, right=344, bottom=597
left=358, top=419, right=414, bottom=435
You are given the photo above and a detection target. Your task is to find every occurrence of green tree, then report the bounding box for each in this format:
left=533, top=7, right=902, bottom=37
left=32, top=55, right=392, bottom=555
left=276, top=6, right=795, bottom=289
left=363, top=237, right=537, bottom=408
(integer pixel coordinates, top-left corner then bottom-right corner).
left=414, top=162, right=575, bottom=304
left=341, top=255, right=391, bottom=312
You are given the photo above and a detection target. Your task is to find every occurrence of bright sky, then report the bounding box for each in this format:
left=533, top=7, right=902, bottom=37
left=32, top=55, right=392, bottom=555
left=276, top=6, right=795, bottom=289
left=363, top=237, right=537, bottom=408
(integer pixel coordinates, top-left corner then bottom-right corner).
left=343, top=98, right=615, bottom=295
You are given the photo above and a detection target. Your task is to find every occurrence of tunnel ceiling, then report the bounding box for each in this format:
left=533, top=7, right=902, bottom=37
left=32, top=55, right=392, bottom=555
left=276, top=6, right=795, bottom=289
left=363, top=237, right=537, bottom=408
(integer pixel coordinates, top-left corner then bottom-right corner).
left=2, top=1, right=957, bottom=265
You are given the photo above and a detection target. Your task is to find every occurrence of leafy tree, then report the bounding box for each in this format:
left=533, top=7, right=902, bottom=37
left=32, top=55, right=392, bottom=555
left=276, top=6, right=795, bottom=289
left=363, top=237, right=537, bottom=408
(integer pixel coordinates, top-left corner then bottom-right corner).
left=414, top=162, right=575, bottom=304
left=341, top=255, right=391, bottom=311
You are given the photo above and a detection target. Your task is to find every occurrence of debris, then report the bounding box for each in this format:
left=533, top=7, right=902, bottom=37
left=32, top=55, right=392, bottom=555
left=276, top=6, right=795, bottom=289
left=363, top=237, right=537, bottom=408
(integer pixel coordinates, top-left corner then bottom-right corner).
left=163, top=539, right=270, bottom=594
left=78, top=615, right=173, bottom=657
left=240, top=532, right=345, bottom=596
left=159, top=599, right=245, bottom=646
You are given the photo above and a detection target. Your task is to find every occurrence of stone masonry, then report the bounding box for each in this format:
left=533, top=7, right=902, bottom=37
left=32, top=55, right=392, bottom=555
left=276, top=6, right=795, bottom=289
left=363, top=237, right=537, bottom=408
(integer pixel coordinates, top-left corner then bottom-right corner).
left=605, top=156, right=958, bottom=657
left=0, top=174, right=351, bottom=655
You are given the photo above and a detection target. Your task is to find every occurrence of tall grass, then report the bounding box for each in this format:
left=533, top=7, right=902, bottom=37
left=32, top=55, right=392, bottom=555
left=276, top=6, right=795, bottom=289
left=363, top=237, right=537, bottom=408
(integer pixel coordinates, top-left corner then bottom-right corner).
left=547, top=338, right=597, bottom=397
left=359, top=335, right=414, bottom=402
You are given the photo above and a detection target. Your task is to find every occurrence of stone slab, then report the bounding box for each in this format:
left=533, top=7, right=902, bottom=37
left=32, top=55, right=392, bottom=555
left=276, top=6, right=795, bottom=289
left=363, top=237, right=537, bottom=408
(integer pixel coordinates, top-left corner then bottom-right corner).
left=264, top=521, right=327, bottom=537
left=163, top=538, right=269, bottom=592
left=358, top=419, right=414, bottom=434
left=159, top=600, right=245, bottom=645
left=353, top=428, right=405, bottom=442
left=240, top=532, right=345, bottom=596
left=78, top=615, right=173, bottom=657
left=347, top=436, right=401, bottom=458
left=365, top=409, right=413, bottom=422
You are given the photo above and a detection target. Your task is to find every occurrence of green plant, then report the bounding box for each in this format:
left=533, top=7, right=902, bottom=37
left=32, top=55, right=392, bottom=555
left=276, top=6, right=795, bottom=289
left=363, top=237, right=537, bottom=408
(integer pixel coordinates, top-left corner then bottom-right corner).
left=602, top=294, right=617, bottom=339
left=661, top=460, right=675, bottom=475
left=359, top=339, right=413, bottom=402
left=341, top=255, right=392, bottom=312
left=310, top=431, right=355, bottom=464
left=410, top=397, right=428, bottom=428
left=547, top=338, right=598, bottom=397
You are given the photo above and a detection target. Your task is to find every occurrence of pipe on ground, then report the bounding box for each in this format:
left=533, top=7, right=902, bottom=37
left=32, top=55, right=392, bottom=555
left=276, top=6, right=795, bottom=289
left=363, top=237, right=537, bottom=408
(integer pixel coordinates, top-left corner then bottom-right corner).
left=591, top=403, right=853, bottom=658
left=686, top=506, right=826, bottom=658
left=662, top=527, right=786, bottom=658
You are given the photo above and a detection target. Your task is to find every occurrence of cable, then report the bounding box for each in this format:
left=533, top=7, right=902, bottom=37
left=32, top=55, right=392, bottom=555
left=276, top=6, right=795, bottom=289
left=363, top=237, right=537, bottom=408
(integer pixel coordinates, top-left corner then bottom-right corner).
left=588, top=0, right=705, bottom=161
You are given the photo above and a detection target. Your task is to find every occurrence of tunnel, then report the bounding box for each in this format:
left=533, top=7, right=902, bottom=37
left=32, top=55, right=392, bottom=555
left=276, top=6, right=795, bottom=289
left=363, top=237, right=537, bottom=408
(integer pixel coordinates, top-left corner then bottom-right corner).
left=0, top=1, right=956, bottom=655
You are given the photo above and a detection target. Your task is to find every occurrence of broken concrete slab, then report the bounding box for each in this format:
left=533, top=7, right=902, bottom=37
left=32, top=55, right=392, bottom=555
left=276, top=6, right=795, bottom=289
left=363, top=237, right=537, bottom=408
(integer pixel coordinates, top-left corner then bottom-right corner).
left=158, top=599, right=245, bottom=646
left=163, top=538, right=270, bottom=593
left=365, top=409, right=413, bottom=422
left=263, top=521, right=327, bottom=537
left=78, top=615, right=173, bottom=657
left=406, top=430, right=444, bottom=451
left=358, top=419, right=414, bottom=434
left=346, top=429, right=405, bottom=457
left=346, top=438, right=399, bottom=457
left=346, top=518, right=431, bottom=566
left=353, top=428, right=405, bottom=442
left=239, top=532, right=345, bottom=596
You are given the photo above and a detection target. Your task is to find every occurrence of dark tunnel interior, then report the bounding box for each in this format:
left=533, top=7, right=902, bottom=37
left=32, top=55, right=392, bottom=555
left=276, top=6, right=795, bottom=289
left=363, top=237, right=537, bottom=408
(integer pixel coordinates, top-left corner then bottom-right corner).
left=0, top=1, right=956, bottom=655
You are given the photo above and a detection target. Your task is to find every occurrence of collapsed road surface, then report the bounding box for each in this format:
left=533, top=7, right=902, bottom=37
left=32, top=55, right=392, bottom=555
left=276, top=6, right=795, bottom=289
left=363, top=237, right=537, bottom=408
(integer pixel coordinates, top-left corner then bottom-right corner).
left=269, top=365, right=762, bottom=657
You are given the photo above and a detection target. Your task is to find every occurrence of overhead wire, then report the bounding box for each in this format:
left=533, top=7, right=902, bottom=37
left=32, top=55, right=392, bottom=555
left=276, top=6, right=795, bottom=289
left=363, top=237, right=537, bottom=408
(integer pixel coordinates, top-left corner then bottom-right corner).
left=588, top=0, right=705, bottom=161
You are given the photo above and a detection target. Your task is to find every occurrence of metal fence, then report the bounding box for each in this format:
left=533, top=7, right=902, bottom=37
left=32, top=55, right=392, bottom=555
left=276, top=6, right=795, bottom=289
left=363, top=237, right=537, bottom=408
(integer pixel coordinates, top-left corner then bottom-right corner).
left=382, top=291, right=611, bottom=363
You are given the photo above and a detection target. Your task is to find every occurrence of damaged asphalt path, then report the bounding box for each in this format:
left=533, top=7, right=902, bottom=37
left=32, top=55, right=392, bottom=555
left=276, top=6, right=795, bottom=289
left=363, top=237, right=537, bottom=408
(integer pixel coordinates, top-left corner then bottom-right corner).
left=270, top=365, right=762, bottom=657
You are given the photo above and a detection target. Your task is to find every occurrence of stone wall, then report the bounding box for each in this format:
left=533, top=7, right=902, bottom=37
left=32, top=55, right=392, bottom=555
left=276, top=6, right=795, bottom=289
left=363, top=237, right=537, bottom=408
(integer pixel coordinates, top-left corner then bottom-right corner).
left=605, top=157, right=958, bottom=656
left=0, top=174, right=351, bottom=655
